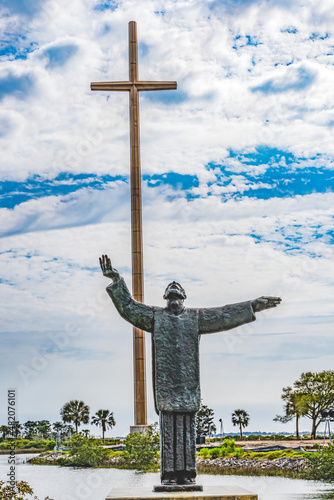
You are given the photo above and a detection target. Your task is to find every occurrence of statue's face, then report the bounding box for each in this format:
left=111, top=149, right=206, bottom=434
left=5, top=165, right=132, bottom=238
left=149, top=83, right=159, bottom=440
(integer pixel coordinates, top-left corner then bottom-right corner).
left=163, top=281, right=187, bottom=301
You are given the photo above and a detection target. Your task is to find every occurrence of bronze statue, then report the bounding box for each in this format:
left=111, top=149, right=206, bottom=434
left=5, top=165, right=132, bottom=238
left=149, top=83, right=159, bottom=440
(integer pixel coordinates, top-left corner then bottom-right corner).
left=99, top=255, right=281, bottom=491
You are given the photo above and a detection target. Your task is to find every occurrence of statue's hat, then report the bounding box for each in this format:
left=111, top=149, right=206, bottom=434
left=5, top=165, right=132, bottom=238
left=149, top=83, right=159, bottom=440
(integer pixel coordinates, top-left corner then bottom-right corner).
left=163, top=281, right=187, bottom=300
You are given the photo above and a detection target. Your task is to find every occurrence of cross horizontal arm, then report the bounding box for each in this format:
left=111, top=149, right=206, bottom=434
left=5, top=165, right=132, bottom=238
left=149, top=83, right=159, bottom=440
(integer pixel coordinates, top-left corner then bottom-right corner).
left=91, top=81, right=133, bottom=91
left=91, top=81, right=177, bottom=92
left=136, top=81, right=177, bottom=91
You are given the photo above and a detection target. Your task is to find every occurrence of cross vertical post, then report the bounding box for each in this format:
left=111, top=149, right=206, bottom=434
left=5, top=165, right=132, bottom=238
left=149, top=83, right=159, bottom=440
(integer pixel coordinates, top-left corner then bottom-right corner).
left=91, top=21, right=177, bottom=430
left=129, top=21, right=145, bottom=431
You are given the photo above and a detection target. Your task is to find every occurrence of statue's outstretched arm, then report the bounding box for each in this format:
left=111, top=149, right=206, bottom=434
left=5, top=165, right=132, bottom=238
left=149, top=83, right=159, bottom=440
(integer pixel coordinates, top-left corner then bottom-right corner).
left=100, top=254, right=154, bottom=333
left=199, top=296, right=282, bottom=335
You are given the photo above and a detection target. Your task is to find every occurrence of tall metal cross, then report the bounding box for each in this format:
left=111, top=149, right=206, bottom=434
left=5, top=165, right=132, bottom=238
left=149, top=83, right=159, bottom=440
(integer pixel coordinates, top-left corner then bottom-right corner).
left=91, top=21, right=177, bottom=430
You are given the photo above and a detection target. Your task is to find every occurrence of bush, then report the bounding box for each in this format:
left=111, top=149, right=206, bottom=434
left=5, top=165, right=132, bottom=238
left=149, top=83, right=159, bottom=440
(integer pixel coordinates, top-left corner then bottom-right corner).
left=106, top=449, right=123, bottom=458
left=0, top=438, right=50, bottom=450
left=121, top=423, right=160, bottom=471
left=222, top=438, right=236, bottom=454
left=198, top=447, right=210, bottom=459
left=306, top=444, right=334, bottom=481
left=0, top=439, right=28, bottom=450
left=0, top=480, right=53, bottom=499
left=209, top=448, right=221, bottom=459
left=67, top=434, right=107, bottom=467
left=46, top=441, right=57, bottom=451
left=24, top=440, right=47, bottom=449
left=197, top=440, right=243, bottom=460
left=234, top=446, right=244, bottom=458
left=56, top=457, right=69, bottom=466
left=0, top=439, right=11, bottom=450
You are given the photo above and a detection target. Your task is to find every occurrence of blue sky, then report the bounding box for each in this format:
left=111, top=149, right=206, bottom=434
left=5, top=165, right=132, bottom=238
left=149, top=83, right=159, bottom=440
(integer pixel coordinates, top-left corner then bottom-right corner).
left=0, top=0, right=334, bottom=438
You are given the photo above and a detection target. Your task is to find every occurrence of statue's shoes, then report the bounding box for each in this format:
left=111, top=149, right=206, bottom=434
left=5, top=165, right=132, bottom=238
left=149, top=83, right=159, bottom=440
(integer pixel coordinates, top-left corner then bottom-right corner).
left=179, top=477, right=196, bottom=484
left=162, top=478, right=178, bottom=485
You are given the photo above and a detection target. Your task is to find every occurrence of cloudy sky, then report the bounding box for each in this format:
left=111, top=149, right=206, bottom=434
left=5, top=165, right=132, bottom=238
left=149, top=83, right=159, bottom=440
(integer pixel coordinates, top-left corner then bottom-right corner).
left=0, top=0, right=333, bottom=438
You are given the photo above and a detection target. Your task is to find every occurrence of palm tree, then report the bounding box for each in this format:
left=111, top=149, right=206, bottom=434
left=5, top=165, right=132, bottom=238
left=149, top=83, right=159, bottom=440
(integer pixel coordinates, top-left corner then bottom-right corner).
left=0, top=425, right=9, bottom=439
left=60, top=400, right=90, bottom=433
left=91, top=410, right=116, bottom=443
left=9, top=421, right=22, bottom=438
left=231, top=409, right=249, bottom=439
left=52, top=421, right=63, bottom=434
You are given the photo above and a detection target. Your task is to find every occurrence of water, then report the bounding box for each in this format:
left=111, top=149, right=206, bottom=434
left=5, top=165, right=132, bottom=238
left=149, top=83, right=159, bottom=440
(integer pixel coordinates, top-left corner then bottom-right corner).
left=1, top=454, right=333, bottom=500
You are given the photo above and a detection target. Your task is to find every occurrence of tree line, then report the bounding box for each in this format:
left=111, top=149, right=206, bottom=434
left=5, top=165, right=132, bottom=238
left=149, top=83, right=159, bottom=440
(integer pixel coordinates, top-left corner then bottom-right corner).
left=197, top=370, right=334, bottom=440
left=66, top=370, right=334, bottom=441
left=0, top=400, right=116, bottom=444
left=1, top=370, right=332, bottom=443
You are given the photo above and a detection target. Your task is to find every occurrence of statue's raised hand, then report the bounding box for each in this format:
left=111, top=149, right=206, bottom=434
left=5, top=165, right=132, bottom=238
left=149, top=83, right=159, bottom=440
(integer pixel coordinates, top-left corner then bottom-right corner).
left=99, top=254, right=120, bottom=281
left=251, top=296, right=282, bottom=313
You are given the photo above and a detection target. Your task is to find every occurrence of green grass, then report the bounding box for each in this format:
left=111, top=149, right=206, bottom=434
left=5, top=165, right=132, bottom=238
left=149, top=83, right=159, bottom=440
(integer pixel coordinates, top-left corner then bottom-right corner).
left=0, top=438, right=52, bottom=450
left=197, top=439, right=311, bottom=461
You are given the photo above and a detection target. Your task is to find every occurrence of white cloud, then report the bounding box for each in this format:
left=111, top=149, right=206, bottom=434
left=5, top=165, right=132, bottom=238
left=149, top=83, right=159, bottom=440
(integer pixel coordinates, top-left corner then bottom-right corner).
left=1, top=0, right=334, bottom=179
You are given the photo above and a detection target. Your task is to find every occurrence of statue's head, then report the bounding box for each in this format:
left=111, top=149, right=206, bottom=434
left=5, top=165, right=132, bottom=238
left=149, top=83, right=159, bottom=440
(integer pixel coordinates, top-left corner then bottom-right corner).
left=163, top=281, right=187, bottom=301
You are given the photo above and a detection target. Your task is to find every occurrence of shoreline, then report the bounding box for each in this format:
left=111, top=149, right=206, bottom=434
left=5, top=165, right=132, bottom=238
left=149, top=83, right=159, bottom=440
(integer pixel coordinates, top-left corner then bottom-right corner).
left=0, top=449, right=44, bottom=455
left=27, top=452, right=310, bottom=480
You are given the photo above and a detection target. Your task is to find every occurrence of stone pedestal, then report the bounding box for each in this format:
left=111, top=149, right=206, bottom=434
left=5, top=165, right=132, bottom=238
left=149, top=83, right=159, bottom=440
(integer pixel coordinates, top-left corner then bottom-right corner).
left=153, top=484, right=203, bottom=492
left=105, top=485, right=258, bottom=500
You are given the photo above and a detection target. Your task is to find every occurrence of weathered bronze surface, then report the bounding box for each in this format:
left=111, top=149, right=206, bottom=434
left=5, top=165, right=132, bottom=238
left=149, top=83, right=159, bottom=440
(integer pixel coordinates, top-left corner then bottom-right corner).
left=99, top=255, right=281, bottom=488
left=92, top=22, right=177, bottom=427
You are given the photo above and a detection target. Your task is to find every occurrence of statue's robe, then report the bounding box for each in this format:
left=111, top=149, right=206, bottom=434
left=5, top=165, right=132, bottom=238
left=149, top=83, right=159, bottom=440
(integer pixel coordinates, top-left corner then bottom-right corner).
left=106, top=276, right=256, bottom=481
